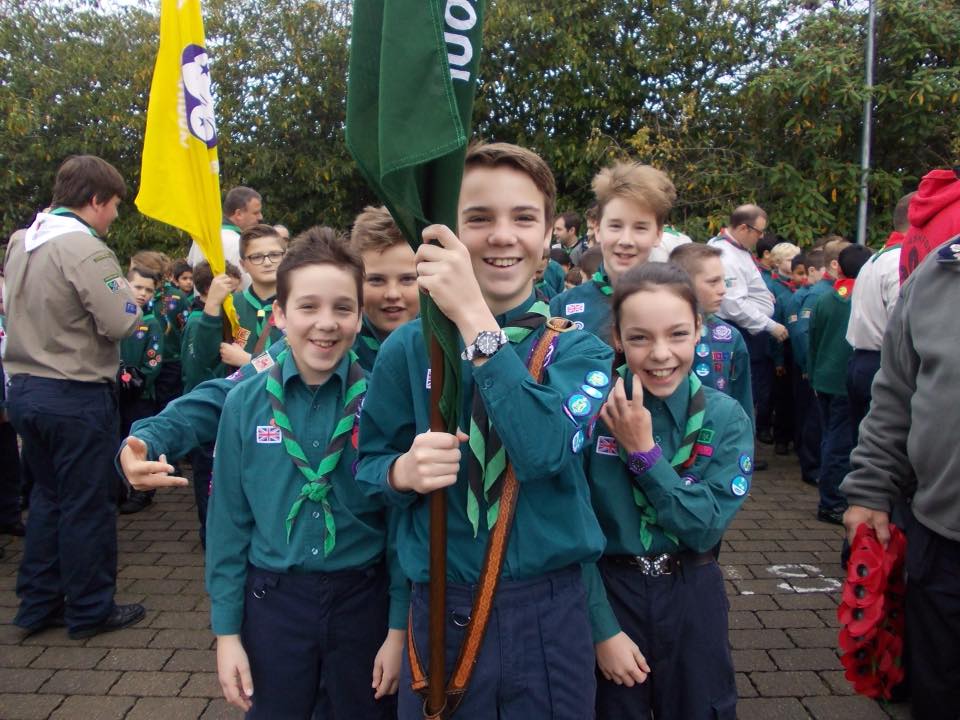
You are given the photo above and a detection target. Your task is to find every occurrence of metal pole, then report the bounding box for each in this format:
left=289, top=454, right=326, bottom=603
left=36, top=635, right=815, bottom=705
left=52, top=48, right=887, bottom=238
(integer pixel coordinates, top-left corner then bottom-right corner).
left=856, top=0, right=877, bottom=245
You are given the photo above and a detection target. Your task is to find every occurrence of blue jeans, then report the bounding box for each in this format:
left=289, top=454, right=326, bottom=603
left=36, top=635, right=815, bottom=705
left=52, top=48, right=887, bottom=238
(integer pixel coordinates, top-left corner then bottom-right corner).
left=8, top=375, right=120, bottom=632
left=816, top=392, right=853, bottom=513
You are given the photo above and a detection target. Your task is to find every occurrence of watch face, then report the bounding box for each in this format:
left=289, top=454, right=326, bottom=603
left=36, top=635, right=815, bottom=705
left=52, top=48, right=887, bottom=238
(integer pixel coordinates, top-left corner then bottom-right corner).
left=476, top=331, right=500, bottom=356
left=628, top=456, right=646, bottom=475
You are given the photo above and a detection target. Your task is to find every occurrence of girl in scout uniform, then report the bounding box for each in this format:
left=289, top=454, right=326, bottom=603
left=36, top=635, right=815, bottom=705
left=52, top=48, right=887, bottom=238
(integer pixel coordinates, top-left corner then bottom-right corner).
left=584, top=262, right=753, bottom=720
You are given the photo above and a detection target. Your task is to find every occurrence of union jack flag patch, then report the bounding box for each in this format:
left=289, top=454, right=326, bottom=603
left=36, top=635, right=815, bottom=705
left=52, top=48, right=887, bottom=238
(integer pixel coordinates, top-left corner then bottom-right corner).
left=565, top=303, right=585, bottom=315
left=256, top=425, right=282, bottom=444
left=597, top=435, right=619, bottom=456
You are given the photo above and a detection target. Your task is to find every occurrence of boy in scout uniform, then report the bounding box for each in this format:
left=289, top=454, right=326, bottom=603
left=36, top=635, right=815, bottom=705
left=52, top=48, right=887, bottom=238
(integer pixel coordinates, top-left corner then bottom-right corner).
left=206, top=228, right=406, bottom=718
left=117, top=266, right=165, bottom=514
left=357, top=143, right=613, bottom=718
left=4, top=155, right=145, bottom=638
left=550, top=162, right=676, bottom=344
left=218, top=224, right=287, bottom=369
left=669, top=243, right=753, bottom=423
left=349, top=206, right=420, bottom=371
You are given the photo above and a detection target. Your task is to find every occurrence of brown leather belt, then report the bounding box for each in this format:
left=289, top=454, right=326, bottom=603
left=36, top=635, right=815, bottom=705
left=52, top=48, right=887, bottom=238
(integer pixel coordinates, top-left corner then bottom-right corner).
left=604, top=551, right=715, bottom=576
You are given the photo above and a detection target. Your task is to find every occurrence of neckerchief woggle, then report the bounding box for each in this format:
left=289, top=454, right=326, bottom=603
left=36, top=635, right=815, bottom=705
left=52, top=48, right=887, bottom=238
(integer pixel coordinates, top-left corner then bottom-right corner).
left=265, top=349, right=366, bottom=553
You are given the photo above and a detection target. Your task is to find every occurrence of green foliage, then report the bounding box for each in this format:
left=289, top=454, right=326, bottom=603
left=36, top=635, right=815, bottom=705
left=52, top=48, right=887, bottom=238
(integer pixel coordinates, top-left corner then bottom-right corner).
left=1, top=0, right=958, bottom=260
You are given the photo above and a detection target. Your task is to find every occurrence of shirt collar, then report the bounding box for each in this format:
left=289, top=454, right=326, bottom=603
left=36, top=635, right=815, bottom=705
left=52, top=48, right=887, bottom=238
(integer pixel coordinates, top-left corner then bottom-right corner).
left=494, top=291, right=540, bottom=326
left=281, top=348, right=353, bottom=397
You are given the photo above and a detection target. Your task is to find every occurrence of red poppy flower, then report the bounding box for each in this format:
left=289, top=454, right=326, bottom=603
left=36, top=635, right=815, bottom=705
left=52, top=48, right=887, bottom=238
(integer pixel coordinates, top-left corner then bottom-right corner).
left=837, top=597, right=885, bottom=637
left=839, top=624, right=876, bottom=653
left=843, top=657, right=883, bottom=698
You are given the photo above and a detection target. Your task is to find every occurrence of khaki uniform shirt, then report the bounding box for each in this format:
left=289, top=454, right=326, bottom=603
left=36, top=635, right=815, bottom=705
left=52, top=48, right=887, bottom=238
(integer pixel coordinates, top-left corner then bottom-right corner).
left=4, top=223, right=140, bottom=383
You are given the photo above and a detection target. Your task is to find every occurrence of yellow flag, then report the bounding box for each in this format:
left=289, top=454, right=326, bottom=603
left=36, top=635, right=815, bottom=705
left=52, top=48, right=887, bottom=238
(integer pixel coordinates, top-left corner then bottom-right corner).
left=136, top=0, right=237, bottom=330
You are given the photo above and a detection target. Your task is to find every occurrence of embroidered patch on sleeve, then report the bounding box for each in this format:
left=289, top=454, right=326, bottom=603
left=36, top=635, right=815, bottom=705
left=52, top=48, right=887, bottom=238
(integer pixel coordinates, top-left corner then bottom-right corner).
left=256, top=426, right=282, bottom=444
left=565, top=303, right=585, bottom=315
left=596, top=435, right=618, bottom=456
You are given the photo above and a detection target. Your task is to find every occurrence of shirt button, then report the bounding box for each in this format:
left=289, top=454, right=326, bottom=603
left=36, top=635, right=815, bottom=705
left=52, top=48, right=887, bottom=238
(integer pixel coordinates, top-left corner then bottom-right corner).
left=482, top=379, right=493, bottom=389
left=654, top=435, right=662, bottom=445
left=312, top=440, right=320, bottom=448
left=313, top=511, right=320, bottom=519
left=311, top=548, right=319, bottom=556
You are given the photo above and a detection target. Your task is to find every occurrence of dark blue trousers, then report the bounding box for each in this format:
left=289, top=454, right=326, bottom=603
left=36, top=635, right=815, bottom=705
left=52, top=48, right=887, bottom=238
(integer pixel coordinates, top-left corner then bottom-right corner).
left=241, top=563, right=396, bottom=720
left=0, top=421, right=23, bottom=526
left=189, top=443, right=214, bottom=548
left=846, top=349, right=882, bottom=440
left=792, top=375, right=821, bottom=484
left=596, top=559, right=736, bottom=720
left=816, top=393, right=853, bottom=514
left=8, top=375, right=119, bottom=632
left=399, top=566, right=595, bottom=720
left=904, top=516, right=960, bottom=720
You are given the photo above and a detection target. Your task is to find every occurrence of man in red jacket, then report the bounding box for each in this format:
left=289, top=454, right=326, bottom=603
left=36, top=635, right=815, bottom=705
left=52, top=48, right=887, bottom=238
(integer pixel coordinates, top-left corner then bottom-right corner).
left=900, top=168, right=960, bottom=283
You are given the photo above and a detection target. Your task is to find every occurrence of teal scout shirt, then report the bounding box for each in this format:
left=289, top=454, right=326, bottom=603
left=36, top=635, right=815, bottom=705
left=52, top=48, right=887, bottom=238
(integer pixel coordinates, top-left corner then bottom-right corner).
left=356, top=293, right=613, bottom=584
left=351, top=315, right=387, bottom=373
left=582, top=371, right=753, bottom=641
left=808, top=288, right=853, bottom=396
left=769, top=275, right=794, bottom=366
left=120, top=312, right=164, bottom=400
left=180, top=308, right=228, bottom=392
left=696, top=317, right=753, bottom=424
left=233, top=288, right=284, bottom=354
left=536, top=260, right=567, bottom=300
left=205, top=351, right=409, bottom=635
left=786, top=278, right=832, bottom=374
left=550, top=267, right=613, bottom=344
left=123, top=340, right=290, bottom=473
left=158, top=283, right=190, bottom=363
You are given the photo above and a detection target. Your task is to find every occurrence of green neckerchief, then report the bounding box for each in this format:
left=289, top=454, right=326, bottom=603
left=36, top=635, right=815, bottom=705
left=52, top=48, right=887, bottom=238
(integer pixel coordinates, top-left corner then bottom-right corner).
left=592, top=266, right=613, bottom=296
left=242, top=288, right=276, bottom=345
left=222, top=222, right=241, bottom=234
left=615, top=366, right=706, bottom=550
left=49, top=207, right=98, bottom=237
left=466, top=298, right=551, bottom=536
left=265, top=349, right=366, bottom=552
left=359, top=315, right=385, bottom=352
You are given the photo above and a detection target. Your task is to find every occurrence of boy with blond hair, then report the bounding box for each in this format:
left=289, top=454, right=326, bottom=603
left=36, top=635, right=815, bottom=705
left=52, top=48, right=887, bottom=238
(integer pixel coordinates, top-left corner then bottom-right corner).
left=550, top=162, right=676, bottom=342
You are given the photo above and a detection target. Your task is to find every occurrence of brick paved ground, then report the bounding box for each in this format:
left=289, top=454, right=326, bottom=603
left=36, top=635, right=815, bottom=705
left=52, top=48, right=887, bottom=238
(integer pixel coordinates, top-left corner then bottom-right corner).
left=0, top=445, right=912, bottom=719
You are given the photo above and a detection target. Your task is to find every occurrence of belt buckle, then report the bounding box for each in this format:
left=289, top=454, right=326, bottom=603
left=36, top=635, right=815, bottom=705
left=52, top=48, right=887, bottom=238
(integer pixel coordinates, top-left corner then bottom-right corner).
left=647, top=553, right=673, bottom=577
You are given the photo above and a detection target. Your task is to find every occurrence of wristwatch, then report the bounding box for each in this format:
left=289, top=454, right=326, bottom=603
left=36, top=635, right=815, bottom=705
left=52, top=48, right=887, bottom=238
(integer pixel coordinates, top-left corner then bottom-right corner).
left=626, top=445, right=663, bottom=476
left=461, top=330, right=509, bottom=361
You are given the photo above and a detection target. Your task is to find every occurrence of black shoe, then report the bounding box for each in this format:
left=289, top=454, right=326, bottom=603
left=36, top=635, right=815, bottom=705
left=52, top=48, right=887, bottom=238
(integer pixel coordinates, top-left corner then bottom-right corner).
left=753, top=459, right=769, bottom=471
left=0, top=520, right=25, bottom=536
left=68, top=603, right=145, bottom=640
left=119, top=491, right=153, bottom=515
left=817, top=508, right=845, bottom=526
left=801, top=476, right=819, bottom=487
left=774, top=442, right=790, bottom=456
left=756, top=429, right=774, bottom=445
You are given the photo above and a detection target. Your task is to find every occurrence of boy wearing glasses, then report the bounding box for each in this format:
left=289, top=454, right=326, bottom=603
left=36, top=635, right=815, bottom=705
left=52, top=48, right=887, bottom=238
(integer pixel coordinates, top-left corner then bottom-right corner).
left=220, top=225, right=288, bottom=368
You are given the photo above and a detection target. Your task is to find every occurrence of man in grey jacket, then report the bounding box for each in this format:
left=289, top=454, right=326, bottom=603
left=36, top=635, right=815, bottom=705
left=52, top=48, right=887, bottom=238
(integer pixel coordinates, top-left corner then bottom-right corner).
left=841, top=234, right=960, bottom=719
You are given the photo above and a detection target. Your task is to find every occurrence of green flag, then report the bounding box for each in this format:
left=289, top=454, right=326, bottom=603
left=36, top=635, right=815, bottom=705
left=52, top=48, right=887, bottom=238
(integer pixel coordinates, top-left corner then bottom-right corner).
left=345, top=0, right=485, bottom=431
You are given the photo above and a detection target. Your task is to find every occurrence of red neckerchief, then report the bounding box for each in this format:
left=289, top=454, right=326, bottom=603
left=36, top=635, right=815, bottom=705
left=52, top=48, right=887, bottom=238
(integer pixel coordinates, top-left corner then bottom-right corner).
left=834, top=277, right=855, bottom=298
left=884, top=231, right=904, bottom=249
left=773, top=273, right=796, bottom=292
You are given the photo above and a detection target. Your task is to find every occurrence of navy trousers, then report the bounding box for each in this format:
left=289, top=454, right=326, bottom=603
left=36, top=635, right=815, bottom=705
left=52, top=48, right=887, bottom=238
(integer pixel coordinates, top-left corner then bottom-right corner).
left=846, top=349, right=882, bottom=439
left=792, top=375, right=821, bottom=484
left=399, top=566, right=595, bottom=719
left=904, top=517, right=960, bottom=720
left=241, top=563, right=396, bottom=720
left=772, top=342, right=795, bottom=445
left=8, top=375, right=119, bottom=632
left=816, top=393, right=853, bottom=514
left=596, top=559, right=736, bottom=720
left=0, top=421, right=23, bottom=526
left=189, top=442, right=214, bottom=548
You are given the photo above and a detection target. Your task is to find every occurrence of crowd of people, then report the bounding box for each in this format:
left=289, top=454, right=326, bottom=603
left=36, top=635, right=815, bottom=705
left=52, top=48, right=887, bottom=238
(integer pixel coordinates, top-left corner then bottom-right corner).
left=1, top=149, right=958, bottom=719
